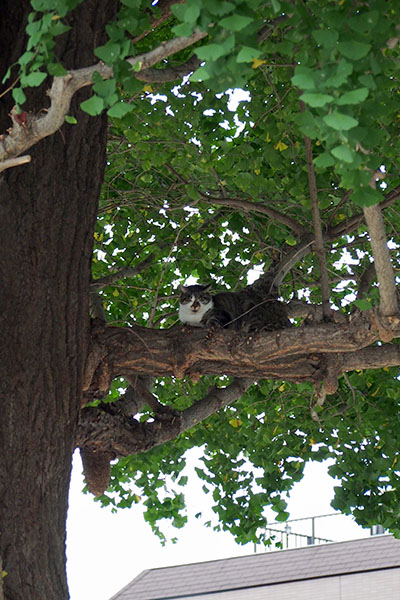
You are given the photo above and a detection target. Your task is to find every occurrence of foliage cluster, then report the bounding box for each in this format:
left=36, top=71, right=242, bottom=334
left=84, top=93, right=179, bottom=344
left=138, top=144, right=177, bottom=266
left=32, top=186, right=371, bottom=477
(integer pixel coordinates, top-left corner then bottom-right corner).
left=9, top=0, right=400, bottom=543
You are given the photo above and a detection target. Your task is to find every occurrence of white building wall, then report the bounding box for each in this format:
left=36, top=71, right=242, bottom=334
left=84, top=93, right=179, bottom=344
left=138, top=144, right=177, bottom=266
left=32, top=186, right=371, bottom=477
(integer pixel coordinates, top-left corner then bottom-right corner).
left=173, top=568, right=400, bottom=600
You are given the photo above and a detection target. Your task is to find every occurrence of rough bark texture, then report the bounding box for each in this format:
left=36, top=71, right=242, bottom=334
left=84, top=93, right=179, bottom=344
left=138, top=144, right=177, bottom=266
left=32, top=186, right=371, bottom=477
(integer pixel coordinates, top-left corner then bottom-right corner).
left=0, top=2, right=116, bottom=598
left=75, top=313, right=400, bottom=464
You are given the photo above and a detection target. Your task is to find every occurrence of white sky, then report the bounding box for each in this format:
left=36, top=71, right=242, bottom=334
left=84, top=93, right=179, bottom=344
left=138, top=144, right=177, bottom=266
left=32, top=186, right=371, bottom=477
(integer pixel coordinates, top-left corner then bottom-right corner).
left=66, top=450, right=370, bottom=600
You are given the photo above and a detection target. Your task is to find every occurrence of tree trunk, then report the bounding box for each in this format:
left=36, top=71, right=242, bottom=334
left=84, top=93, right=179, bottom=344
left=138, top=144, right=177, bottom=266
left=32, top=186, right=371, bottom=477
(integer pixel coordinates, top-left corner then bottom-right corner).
left=0, top=2, right=116, bottom=598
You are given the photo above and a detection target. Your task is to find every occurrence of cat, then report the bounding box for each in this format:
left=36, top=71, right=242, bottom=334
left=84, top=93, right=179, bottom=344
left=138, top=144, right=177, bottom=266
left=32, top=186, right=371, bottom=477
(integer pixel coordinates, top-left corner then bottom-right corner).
left=179, top=284, right=288, bottom=332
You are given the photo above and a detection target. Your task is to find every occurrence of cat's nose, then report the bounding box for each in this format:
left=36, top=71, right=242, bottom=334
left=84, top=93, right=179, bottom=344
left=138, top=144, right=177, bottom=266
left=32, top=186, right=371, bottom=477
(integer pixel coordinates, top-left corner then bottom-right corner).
left=191, top=302, right=200, bottom=311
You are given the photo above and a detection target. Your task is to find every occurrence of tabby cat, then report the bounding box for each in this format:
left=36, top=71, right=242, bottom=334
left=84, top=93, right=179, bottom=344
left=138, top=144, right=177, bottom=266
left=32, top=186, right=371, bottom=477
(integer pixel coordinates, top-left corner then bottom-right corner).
left=179, top=284, right=287, bottom=332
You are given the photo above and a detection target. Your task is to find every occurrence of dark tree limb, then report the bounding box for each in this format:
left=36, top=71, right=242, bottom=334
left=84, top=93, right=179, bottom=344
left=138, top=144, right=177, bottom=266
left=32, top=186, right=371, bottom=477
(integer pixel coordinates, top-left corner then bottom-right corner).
left=356, top=262, right=376, bottom=302
left=164, top=163, right=307, bottom=238
left=91, top=251, right=158, bottom=289
left=77, top=376, right=255, bottom=459
left=327, top=185, right=400, bottom=241
left=131, top=0, right=185, bottom=44
left=134, top=56, right=201, bottom=83
left=303, top=131, right=331, bottom=320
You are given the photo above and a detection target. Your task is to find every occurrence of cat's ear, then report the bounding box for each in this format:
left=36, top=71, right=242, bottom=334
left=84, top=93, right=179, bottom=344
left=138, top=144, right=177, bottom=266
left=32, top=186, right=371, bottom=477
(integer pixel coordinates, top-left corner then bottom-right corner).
left=179, top=284, right=187, bottom=292
left=203, top=284, right=211, bottom=291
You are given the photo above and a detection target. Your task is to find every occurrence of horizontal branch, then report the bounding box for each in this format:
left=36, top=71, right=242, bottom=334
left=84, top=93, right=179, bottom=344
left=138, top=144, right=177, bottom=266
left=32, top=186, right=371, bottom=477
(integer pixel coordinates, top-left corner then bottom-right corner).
left=341, top=344, right=400, bottom=373
left=205, top=195, right=307, bottom=238
left=84, top=312, right=400, bottom=393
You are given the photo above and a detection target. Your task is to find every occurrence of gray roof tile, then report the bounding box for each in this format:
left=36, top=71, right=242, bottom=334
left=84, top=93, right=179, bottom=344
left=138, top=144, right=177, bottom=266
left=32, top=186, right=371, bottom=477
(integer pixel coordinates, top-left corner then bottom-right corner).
left=110, top=535, right=400, bottom=600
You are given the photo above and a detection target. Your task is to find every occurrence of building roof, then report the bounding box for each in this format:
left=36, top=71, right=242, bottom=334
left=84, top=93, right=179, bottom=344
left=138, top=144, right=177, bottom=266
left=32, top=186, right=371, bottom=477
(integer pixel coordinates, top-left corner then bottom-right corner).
left=110, top=535, right=400, bottom=600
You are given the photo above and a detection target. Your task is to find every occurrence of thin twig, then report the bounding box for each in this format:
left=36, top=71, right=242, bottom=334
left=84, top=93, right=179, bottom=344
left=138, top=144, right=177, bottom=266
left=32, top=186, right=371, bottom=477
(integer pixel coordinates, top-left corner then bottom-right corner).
left=303, top=131, right=331, bottom=319
left=148, top=226, right=185, bottom=326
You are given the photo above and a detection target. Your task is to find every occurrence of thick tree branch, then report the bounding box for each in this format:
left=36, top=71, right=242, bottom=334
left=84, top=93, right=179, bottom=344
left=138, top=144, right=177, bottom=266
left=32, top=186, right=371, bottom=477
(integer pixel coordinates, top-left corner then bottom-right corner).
left=181, top=378, right=255, bottom=429
left=83, top=312, right=400, bottom=394
left=0, top=29, right=207, bottom=169
left=0, top=154, right=31, bottom=173
left=363, top=202, right=398, bottom=318
left=341, top=344, right=400, bottom=373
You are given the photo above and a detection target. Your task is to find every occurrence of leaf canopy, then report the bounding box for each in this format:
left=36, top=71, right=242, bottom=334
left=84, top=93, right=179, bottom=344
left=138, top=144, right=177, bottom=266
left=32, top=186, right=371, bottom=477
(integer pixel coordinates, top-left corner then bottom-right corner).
left=10, top=0, right=400, bottom=544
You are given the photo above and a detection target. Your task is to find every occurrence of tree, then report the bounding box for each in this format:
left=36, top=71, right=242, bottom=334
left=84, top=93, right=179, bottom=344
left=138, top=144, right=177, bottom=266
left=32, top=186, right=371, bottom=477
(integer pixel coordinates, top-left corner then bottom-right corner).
left=1, top=0, right=400, bottom=597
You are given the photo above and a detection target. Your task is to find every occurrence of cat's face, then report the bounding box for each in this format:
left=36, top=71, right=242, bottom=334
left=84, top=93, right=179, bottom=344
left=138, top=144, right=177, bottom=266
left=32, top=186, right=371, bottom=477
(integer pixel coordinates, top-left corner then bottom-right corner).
left=179, top=284, right=213, bottom=326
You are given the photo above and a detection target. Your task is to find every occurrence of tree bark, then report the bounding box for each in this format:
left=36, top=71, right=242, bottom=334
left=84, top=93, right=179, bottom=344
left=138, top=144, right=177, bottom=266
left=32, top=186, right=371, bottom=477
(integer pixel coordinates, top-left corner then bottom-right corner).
left=0, top=2, right=116, bottom=598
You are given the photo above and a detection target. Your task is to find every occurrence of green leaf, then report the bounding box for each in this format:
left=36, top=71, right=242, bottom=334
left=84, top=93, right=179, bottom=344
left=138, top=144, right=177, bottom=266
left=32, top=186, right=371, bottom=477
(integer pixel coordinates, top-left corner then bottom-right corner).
left=183, top=3, right=200, bottom=23
left=331, top=145, right=356, bottom=163
left=80, top=95, right=105, bottom=116
left=107, top=102, right=134, bottom=118
left=352, top=186, right=383, bottom=207
left=47, top=62, right=67, bottom=76
left=93, top=77, right=117, bottom=99
left=195, top=44, right=227, bottom=61
left=312, top=28, right=338, bottom=48
left=325, top=60, right=353, bottom=88
left=236, top=47, right=261, bottom=63
left=21, top=71, right=47, bottom=87
left=205, top=1, right=235, bottom=16
left=353, top=299, right=372, bottom=311
left=291, top=66, right=315, bottom=90
left=65, top=115, right=77, bottom=124
left=94, top=43, right=121, bottom=64
left=2, top=66, right=11, bottom=84
left=336, top=88, right=369, bottom=106
left=314, top=152, right=335, bottom=168
left=294, top=110, right=319, bottom=138
left=323, top=112, right=358, bottom=131
left=358, top=74, right=376, bottom=90
left=220, top=15, right=253, bottom=31
left=190, top=66, right=210, bottom=81
left=338, top=40, right=371, bottom=60
left=172, top=22, right=195, bottom=37
left=120, top=0, right=141, bottom=7
left=300, top=92, right=334, bottom=107
left=18, top=51, right=35, bottom=66
left=348, top=10, right=379, bottom=33
left=12, top=87, right=27, bottom=105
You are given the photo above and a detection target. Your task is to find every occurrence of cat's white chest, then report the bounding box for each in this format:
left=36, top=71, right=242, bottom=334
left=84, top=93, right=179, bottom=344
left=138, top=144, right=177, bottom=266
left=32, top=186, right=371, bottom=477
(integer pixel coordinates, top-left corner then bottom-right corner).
left=179, top=297, right=213, bottom=326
